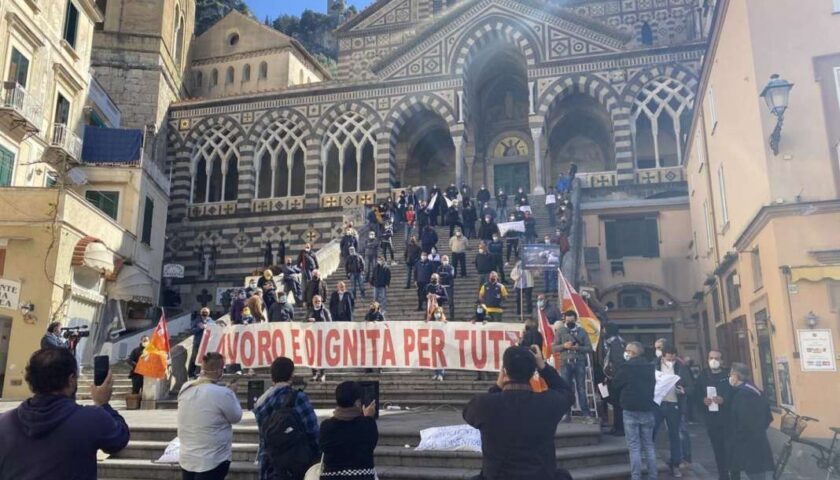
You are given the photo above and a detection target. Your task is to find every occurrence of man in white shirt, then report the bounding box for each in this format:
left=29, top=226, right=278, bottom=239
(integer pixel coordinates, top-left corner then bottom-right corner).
left=177, top=352, right=243, bottom=479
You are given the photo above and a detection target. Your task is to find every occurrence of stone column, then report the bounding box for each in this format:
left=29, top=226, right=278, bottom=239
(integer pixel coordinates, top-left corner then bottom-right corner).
left=530, top=127, right=545, bottom=195
left=453, top=134, right=464, bottom=186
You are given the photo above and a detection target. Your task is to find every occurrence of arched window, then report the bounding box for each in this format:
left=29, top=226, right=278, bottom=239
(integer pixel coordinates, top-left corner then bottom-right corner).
left=191, top=123, right=240, bottom=204
left=254, top=117, right=307, bottom=198
left=618, top=288, right=653, bottom=309
left=194, top=71, right=203, bottom=89
left=226, top=66, right=234, bottom=84
left=631, top=77, right=694, bottom=169
left=640, top=21, right=653, bottom=46
left=242, top=64, right=251, bottom=82
left=322, top=111, right=376, bottom=194
left=211, top=68, right=219, bottom=87
left=259, top=62, right=268, bottom=80
left=173, top=6, right=185, bottom=66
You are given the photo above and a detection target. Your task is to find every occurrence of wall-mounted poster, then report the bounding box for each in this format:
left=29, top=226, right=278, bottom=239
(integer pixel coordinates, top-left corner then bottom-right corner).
left=797, top=329, right=836, bottom=372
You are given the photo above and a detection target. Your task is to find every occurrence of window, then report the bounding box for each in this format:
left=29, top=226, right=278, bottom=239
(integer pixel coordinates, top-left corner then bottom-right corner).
left=828, top=281, right=840, bottom=312
left=640, top=21, right=653, bottom=45
left=194, top=71, right=203, bottom=88
left=173, top=8, right=185, bottom=67
left=191, top=124, right=240, bottom=203
left=604, top=217, right=660, bottom=259
left=322, top=111, right=376, bottom=194
left=63, top=0, right=80, bottom=48
left=8, top=48, right=30, bottom=88
left=85, top=190, right=119, bottom=220
left=702, top=200, right=713, bottom=251
left=707, top=86, right=718, bottom=132
left=754, top=308, right=777, bottom=406
left=632, top=77, right=695, bottom=168
left=54, top=94, right=70, bottom=125
left=141, top=196, right=153, bottom=245
left=711, top=285, right=722, bottom=325
left=0, top=145, right=15, bottom=186
left=94, top=0, right=107, bottom=30
left=228, top=33, right=240, bottom=46
left=834, top=0, right=840, bottom=13
left=242, top=64, right=250, bottom=82
left=255, top=117, right=306, bottom=198
left=259, top=62, right=268, bottom=80
left=226, top=66, right=234, bottom=85
left=211, top=68, right=218, bottom=87
left=751, top=248, right=763, bottom=290
left=45, top=171, right=58, bottom=187
left=618, top=288, right=652, bottom=309
left=717, top=165, right=729, bottom=226
left=725, top=271, right=741, bottom=311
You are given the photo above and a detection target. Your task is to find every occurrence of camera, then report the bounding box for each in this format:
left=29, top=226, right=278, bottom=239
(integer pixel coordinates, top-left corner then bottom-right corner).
left=60, top=326, right=90, bottom=339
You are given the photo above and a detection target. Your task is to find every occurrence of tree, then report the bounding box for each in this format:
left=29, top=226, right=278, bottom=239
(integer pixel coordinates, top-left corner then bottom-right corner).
left=271, top=8, right=350, bottom=62
left=195, top=0, right=252, bottom=36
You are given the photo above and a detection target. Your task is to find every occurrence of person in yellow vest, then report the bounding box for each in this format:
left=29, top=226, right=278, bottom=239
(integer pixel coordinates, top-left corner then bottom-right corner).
left=478, top=271, right=508, bottom=322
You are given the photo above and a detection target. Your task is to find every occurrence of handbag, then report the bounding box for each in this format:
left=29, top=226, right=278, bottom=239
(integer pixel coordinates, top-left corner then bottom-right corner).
left=304, top=455, right=324, bottom=480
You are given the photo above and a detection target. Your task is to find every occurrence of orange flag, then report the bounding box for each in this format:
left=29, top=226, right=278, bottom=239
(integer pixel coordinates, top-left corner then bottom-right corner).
left=558, top=270, right=601, bottom=348
left=134, top=312, right=170, bottom=379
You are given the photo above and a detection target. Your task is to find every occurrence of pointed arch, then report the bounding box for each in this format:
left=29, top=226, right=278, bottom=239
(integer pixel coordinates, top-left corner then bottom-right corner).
left=449, top=15, right=542, bottom=78
left=249, top=109, right=311, bottom=198
left=186, top=117, right=244, bottom=204
left=317, top=105, right=379, bottom=194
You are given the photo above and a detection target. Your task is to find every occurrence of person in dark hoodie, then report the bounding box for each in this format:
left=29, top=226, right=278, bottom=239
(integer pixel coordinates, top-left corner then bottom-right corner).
left=611, top=341, right=658, bottom=480
left=127, top=336, right=149, bottom=394
left=0, top=347, right=129, bottom=480
left=463, top=345, right=573, bottom=480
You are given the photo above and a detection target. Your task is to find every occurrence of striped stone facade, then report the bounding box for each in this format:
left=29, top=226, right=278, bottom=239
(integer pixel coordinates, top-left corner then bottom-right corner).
left=164, top=0, right=705, bottom=308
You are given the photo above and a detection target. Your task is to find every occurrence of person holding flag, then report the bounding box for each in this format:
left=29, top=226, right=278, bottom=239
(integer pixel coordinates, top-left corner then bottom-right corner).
left=134, top=312, right=171, bottom=382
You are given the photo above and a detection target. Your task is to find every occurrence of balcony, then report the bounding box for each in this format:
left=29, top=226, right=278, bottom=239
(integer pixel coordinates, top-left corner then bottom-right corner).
left=45, top=123, right=83, bottom=164
left=576, top=166, right=686, bottom=189
left=0, top=82, right=43, bottom=140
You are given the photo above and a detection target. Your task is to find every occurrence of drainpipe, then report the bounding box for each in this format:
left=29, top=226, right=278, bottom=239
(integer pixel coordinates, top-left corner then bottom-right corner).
left=780, top=266, right=800, bottom=358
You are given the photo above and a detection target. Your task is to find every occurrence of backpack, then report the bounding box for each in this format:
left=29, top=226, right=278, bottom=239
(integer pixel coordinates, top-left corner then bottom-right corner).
left=262, top=390, right=319, bottom=480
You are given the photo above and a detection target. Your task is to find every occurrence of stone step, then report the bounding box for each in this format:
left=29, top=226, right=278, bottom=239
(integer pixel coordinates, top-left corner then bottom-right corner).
left=109, top=437, right=628, bottom=470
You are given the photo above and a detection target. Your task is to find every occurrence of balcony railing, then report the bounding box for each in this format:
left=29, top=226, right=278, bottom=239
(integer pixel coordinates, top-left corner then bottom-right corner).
left=50, top=123, right=83, bottom=161
left=1, top=81, right=43, bottom=132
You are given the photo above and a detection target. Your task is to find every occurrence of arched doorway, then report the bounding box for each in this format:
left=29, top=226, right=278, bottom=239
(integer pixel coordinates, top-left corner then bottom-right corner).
left=393, top=108, right=455, bottom=189
left=545, top=93, right=615, bottom=181
left=464, top=42, right=531, bottom=192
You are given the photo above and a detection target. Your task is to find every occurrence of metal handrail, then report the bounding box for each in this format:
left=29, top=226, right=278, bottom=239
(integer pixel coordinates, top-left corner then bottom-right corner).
left=2, top=81, right=43, bottom=128
left=51, top=123, right=83, bottom=160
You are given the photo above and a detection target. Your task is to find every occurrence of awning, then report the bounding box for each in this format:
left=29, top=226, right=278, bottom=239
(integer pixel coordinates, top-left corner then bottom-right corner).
left=790, top=265, right=840, bottom=283
left=107, top=265, right=155, bottom=304
left=71, top=236, right=115, bottom=275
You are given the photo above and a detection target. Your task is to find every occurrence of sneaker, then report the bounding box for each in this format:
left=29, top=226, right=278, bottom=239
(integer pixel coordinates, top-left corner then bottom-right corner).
left=438, top=375, right=444, bottom=382
left=311, top=373, right=319, bottom=381
left=431, top=374, right=438, bottom=380
left=671, top=466, right=683, bottom=478
left=320, top=373, right=327, bottom=383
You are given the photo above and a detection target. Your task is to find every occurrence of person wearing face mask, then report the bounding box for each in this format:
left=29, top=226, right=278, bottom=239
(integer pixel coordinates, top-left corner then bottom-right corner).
left=428, top=184, right=442, bottom=226
left=476, top=184, right=491, bottom=205
left=230, top=289, right=247, bottom=325
left=0, top=348, right=129, bottom=480
left=536, top=293, right=562, bottom=325
left=479, top=271, right=508, bottom=322
left=128, top=336, right=150, bottom=395
left=726, top=363, right=774, bottom=480
left=188, top=308, right=215, bottom=378
left=380, top=221, right=395, bottom=263
left=330, top=281, right=355, bottom=322
left=416, top=200, right=430, bottom=232
left=611, top=342, right=658, bottom=480
left=371, top=256, right=391, bottom=314
left=341, top=226, right=359, bottom=259
left=504, top=214, right=521, bottom=264
left=474, top=243, right=495, bottom=289
left=697, top=350, right=736, bottom=480
left=363, top=231, right=380, bottom=285
left=653, top=343, right=690, bottom=477
left=258, top=269, right=278, bottom=312
left=420, top=224, right=439, bottom=254
left=542, top=236, right=559, bottom=293
left=553, top=310, right=596, bottom=424
left=424, top=273, right=447, bottom=319
left=427, top=306, right=448, bottom=381
left=178, top=352, right=243, bottom=479
left=280, top=257, right=303, bottom=303
left=345, top=246, right=367, bottom=300
left=488, top=233, right=506, bottom=284
left=495, top=188, right=508, bottom=221
left=600, top=323, right=626, bottom=436
left=404, top=236, right=422, bottom=289
left=298, top=242, right=319, bottom=285
left=446, top=200, right=463, bottom=237
left=437, top=255, right=456, bottom=319
left=461, top=198, right=477, bottom=239
left=449, top=229, right=469, bottom=278
left=523, top=211, right=537, bottom=245
left=478, top=214, right=500, bottom=242
left=510, top=259, right=534, bottom=315
left=304, top=270, right=328, bottom=309
left=308, top=295, right=332, bottom=382
left=428, top=246, right=442, bottom=270
left=415, top=252, right=435, bottom=311
left=514, top=186, right=529, bottom=207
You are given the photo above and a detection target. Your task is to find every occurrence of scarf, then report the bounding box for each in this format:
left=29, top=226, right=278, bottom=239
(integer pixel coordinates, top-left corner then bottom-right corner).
left=332, top=406, right=363, bottom=421
left=502, top=382, right=533, bottom=392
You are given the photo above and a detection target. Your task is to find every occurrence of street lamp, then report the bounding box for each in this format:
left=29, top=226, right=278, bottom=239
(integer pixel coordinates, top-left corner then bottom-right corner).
left=759, top=74, right=794, bottom=155
left=806, top=311, right=819, bottom=329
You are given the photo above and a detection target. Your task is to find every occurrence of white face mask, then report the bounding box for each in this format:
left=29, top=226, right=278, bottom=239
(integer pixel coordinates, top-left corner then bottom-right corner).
left=655, top=349, right=663, bottom=358
left=729, top=376, right=739, bottom=387
left=434, top=313, right=442, bottom=319
left=623, top=352, right=632, bottom=361
left=665, top=360, right=675, bottom=368
left=709, top=359, right=721, bottom=370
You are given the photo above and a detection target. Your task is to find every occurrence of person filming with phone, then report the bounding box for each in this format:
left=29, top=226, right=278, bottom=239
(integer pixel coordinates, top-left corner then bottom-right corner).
left=318, top=381, right=379, bottom=480
left=0, top=347, right=129, bottom=479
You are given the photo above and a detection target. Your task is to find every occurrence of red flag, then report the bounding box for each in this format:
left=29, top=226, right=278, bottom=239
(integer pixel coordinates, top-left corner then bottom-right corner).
left=134, top=312, right=170, bottom=379
left=537, top=304, right=555, bottom=361
left=557, top=270, right=601, bottom=348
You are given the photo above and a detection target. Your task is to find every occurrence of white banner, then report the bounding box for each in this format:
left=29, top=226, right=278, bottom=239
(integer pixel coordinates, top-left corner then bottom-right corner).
left=498, top=221, right=525, bottom=237
left=197, top=321, right=523, bottom=371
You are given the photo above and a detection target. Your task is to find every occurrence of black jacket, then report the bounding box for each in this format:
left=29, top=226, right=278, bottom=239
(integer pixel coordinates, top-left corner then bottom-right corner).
left=462, top=203, right=477, bottom=224
left=414, top=260, right=435, bottom=284
left=697, top=367, right=734, bottom=430
left=371, top=264, right=391, bottom=288
left=463, top=365, right=573, bottom=480
left=128, top=345, right=144, bottom=379
left=320, top=415, right=378, bottom=474
left=475, top=252, right=495, bottom=274
left=611, top=356, right=656, bottom=412
left=477, top=188, right=491, bottom=204
left=520, top=329, right=543, bottom=350
left=344, top=254, right=365, bottom=274
left=728, top=384, right=774, bottom=474
left=404, top=243, right=421, bottom=266
left=303, top=279, right=327, bottom=306
left=364, top=311, right=385, bottom=322
left=420, top=228, right=438, bottom=252
left=267, top=302, right=295, bottom=322
left=329, top=291, right=355, bottom=321
left=478, top=222, right=500, bottom=241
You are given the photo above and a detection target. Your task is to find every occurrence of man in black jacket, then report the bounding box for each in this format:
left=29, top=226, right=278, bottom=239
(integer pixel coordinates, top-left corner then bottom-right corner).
left=414, top=252, right=435, bottom=311
left=329, top=281, right=355, bottom=322
left=611, top=341, right=658, bottom=480
left=371, top=257, right=391, bottom=314
left=476, top=184, right=491, bottom=205
left=344, top=246, right=366, bottom=300
left=127, top=336, right=149, bottom=394
left=463, top=345, right=573, bottom=480
left=697, top=349, right=736, bottom=480
left=474, top=243, right=495, bottom=289
left=601, top=323, right=626, bottom=435
left=727, top=362, right=774, bottom=480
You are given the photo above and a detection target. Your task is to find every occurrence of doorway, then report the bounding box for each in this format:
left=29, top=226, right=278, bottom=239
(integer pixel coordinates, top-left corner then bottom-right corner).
left=0, top=316, right=11, bottom=397
left=494, top=163, right=530, bottom=196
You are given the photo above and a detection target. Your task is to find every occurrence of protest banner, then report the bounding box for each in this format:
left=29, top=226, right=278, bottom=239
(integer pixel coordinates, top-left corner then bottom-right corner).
left=197, top=321, right=523, bottom=372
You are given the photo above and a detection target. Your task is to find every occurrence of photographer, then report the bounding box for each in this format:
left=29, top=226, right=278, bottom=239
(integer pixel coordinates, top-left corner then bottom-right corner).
left=40, top=322, right=67, bottom=349
left=0, top=348, right=129, bottom=479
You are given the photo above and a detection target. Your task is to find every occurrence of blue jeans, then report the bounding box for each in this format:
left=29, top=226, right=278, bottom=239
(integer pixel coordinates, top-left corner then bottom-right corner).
left=624, top=410, right=658, bottom=480
left=561, top=360, right=591, bottom=416
left=496, top=206, right=507, bottom=221
left=405, top=263, right=415, bottom=288
left=434, top=369, right=445, bottom=377
left=654, top=402, right=683, bottom=468
left=349, top=272, right=365, bottom=298
left=374, top=286, right=388, bottom=313
left=544, top=269, right=558, bottom=293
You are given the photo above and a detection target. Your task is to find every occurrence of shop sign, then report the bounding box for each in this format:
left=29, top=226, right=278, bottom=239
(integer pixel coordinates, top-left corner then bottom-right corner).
left=0, top=278, right=21, bottom=311
left=797, top=329, right=836, bottom=372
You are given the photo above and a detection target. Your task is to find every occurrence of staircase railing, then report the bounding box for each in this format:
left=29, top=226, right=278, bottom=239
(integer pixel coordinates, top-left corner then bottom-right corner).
left=314, top=238, right=342, bottom=280
left=561, top=177, right=584, bottom=288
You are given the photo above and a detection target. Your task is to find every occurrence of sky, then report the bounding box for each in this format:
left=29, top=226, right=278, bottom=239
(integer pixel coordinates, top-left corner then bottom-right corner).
left=245, top=0, right=374, bottom=20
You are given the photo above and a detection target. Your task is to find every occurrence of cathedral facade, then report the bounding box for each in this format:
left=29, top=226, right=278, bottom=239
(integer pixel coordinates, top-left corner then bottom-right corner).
left=164, top=0, right=710, bottom=327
